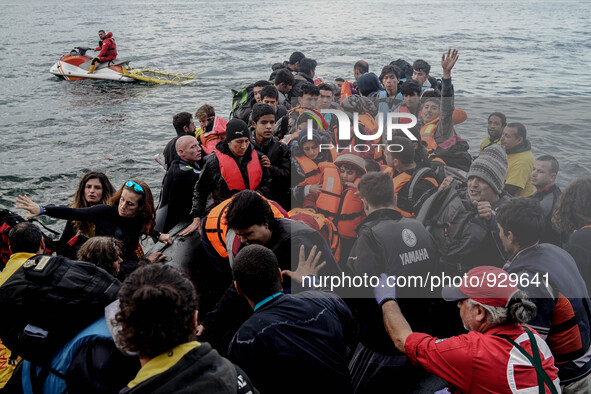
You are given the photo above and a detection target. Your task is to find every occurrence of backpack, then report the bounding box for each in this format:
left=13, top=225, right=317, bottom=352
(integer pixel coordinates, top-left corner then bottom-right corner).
left=0, top=209, right=26, bottom=268
left=230, top=83, right=255, bottom=121
left=415, top=181, right=489, bottom=268
left=0, top=254, right=120, bottom=365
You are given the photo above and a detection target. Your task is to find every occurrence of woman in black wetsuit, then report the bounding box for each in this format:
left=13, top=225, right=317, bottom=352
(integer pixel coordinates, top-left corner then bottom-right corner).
left=58, top=171, right=116, bottom=259
left=16, top=179, right=172, bottom=263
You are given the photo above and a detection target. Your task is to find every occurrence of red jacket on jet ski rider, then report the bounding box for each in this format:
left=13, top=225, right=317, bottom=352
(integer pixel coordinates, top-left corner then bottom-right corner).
left=88, top=30, right=117, bottom=73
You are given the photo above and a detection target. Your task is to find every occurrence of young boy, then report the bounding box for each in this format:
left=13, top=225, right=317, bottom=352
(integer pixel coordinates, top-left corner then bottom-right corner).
left=290, top=129, right=335, bottom=206
left=194, top=104, right=228, bottom=155
left=250, top=104, right=291, bottom=210
left=303, top=152, right=366, bottom=260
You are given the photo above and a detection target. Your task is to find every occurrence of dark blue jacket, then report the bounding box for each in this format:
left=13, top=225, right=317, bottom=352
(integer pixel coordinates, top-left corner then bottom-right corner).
left=228, top=292, right=353, bottom=394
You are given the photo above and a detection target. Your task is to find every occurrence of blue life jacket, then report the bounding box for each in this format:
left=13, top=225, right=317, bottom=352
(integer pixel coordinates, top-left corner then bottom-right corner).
left=21, top=317, right=112, bottom=394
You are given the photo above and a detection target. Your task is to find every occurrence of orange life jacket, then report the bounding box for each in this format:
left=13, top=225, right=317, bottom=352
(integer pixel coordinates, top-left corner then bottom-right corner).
left=316, top=163, right=342, bottom=219
left=215, top=149, right=262, bottom=192
left=204, top=197, right=286, bottom=258
left=393, top=168, right=438, bottom=218
left=336, top=180, right=364, bottom=238
left=315, top=164, right=364, bottom=239
left=289, top=208, right=341, bottom=262
left=420, top=120, right=439, bottom=152
left=295, top=149, right=338, bottom=186
left=340, top=81, right=354, bottom=103
left=420, top=109, right=468, bottom=152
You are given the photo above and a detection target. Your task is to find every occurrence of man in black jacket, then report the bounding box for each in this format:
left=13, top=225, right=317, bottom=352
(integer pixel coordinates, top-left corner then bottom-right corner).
left=179, top=119, right=271, bottom=236
left=530, top=155, right=562, bottom=245
left=250, top=104, right=291, bottom=210
left=290, top=58, right=317, bottom=105
left=158, top=135, right=202, bottom=232
left=162, top=112, right=196, bottom=170
left=228, top=245, right=353, bottom=394
left=344, top=172, right=445, bottom=393
left=196, top=190, right=341, bottom=356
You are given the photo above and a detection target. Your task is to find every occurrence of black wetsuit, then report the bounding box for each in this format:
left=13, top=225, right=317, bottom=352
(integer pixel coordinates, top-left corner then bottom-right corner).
left=44, top=205, right=153, bottom=261
left=159, top=159, right=201, bottom=232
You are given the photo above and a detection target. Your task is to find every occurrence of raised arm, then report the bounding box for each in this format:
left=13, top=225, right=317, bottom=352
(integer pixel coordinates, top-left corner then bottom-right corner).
left=437, top=48, right=460, bottom=143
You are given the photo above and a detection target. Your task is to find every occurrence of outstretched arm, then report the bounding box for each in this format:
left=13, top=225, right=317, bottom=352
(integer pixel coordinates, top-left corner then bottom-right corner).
left=437, top=49, right=460, bottom=143
left=15, top=195, right=42, bottom=220
left=441, top=48, right=459, bottom=79
left=373, top=274, right=413, bottom=353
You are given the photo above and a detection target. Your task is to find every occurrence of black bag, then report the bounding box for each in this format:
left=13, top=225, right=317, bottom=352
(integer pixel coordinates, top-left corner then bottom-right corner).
left=3, top=254, right=120, bottom=365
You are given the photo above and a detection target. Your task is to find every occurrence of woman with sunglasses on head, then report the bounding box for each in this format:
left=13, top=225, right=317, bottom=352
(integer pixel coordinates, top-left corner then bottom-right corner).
left=57, top=171, right=116, bottom=259
left=16, top=179, right=172, bottom=265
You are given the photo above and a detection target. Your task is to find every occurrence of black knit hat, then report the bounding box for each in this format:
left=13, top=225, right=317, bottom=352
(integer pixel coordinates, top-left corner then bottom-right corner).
left=225, top=119, right=250, bottom=142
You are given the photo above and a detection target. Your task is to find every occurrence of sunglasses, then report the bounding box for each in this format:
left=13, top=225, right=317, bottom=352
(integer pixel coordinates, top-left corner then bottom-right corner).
left=125, top=180, right=144, bottom=194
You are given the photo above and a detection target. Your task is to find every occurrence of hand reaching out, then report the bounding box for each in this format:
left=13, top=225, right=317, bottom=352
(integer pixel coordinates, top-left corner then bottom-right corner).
left=15, top=195, right=41, bottom=220
left=441, top=48, right=459, bottom=79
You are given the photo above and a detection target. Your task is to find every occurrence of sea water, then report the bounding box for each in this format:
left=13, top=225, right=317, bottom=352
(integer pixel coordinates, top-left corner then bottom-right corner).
left=1, top=0, right=590, bottom=230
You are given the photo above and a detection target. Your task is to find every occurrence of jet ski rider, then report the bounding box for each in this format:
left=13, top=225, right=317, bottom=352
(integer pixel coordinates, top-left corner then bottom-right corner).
left=88, top=30, right=117, bottom=74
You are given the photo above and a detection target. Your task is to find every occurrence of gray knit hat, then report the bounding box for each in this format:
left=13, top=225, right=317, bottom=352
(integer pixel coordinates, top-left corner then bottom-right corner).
left=467, top=145, right=508, bottom=195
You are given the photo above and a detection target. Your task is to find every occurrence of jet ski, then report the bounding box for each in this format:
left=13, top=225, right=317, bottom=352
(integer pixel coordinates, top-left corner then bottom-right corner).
left=49, top=46, right=135, bottom=82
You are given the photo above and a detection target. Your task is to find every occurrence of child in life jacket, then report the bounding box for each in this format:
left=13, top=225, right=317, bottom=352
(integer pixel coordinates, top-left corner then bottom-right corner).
left=194, top=104, right=228, bottom=155
left=303, top=151, right=367, bottom=261
left=290, top=128, right=336, bottom=206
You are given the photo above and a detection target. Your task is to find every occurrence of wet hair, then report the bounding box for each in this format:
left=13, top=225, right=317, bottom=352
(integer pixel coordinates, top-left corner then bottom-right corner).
left=379, top=64, right=402, bottom=81
left=421, top=95, right=441, bottom=108
left=260, top=85, right=279, bottom=101
left=358, top=172, right=395, bottom=208
left=496, top=198, right=546, bottom=247
left=412, top=59, right=431, bottom=75
left=116, top=264, right=198, bottom=359
left=364, top=158, right=382, bottom=172
left=387, top=136, right=415, bottom=165
left=299, top=58, right=317, bottom=76
left=317, top=83, right=334, bottom=94
left=299, top=82, right=319, bottom=97
left=71, top=172, right=115, bottom=235
left=254, top=80, right=272, bottom=89
left=354, top=60, right=369, bottom=74
left=552, top=174, right=591, bottom=234
left=251, top=103, right=275, bottom=123
left=289, top=51, right=305, bottom=65
left=506, top=122, right=527, bottom=140
left=488, top=112, right=507, bottom=128
left=390, top=59, right=414, bottom=79
left=172, top=112, right=193, bottom=136
left=77, top=236, right=122, bottom=276
left=9, top=222, right=43, bottom=254
left=225, top=190, right=275, bottom=231
left=110, top=179, right=156, bottom=236
left=536, top=154, right=559, bottom=175
left=275, top=68, right=295, bottom=86
left=468, top=289, right=536, bottom=325
left=98, top=30, right=105, bottom=34
left=195, top=104, right=215, bottom=119
left=336, top=162, right=363, bottom=178
left=233, top=245, right=282, bottom=303
left=400, top=79, right=421, bottom=96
